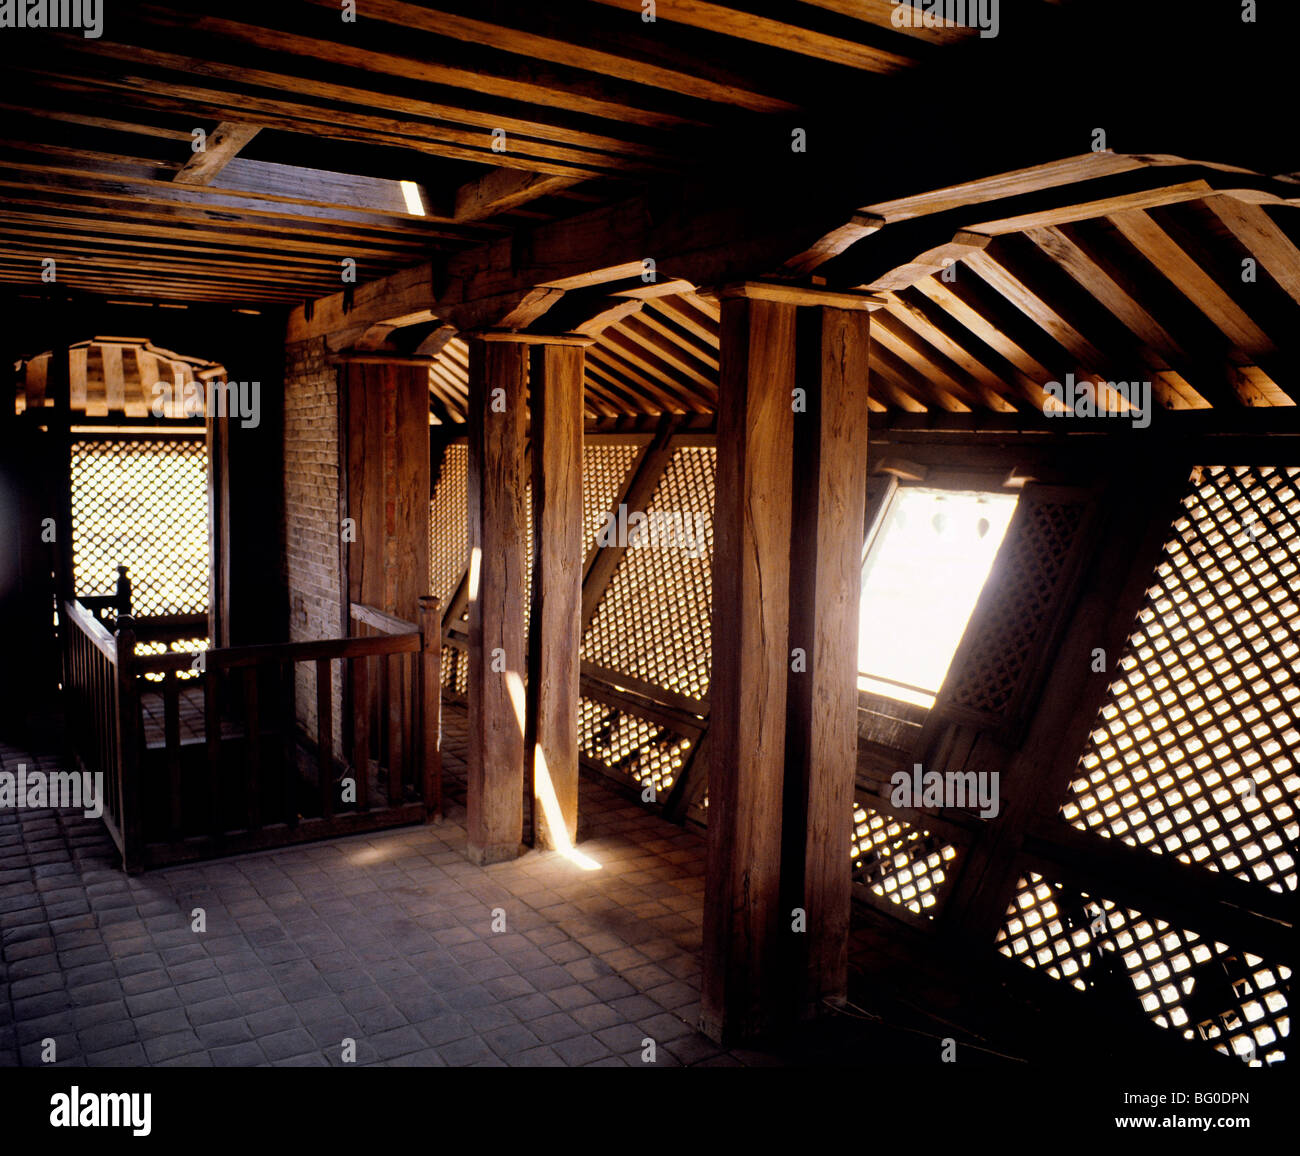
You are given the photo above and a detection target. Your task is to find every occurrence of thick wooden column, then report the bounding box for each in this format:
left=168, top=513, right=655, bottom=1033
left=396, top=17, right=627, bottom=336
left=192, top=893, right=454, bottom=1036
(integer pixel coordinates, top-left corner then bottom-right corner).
left=465, top=338, right=529, bottom=864
left=702, top=293, right=797, bottom=1042
left=783, top=304, right=872, bottom=1014
left=527, top=340, right=587, bottom=851
left=344, top=360, right=432, bottom=622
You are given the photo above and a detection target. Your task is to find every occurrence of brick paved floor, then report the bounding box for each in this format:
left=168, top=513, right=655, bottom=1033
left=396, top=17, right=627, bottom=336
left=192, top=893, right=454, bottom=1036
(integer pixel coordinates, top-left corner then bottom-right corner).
left=0, top=704, right=793, bottom=1068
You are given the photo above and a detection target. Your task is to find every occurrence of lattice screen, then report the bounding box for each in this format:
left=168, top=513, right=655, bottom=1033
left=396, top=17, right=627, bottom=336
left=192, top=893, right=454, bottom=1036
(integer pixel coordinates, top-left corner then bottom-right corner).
left=582, top=446, right=715, bottom=700
left=997, top=872, right=1289, bottom=1065
left=428, top=441, right=468, bottom=606
left=70, top=438, right=208, bottom=616
left=442, top=644, right=468, bottom=695
left=582, top=442, right=641, bottom=557
left=1061, top=465, right=1299, bottom=893
left=940, top=490, right=1089, bottom=727
left=578, top=697, right=694, bottom=799
left=851, top=802, right=960, bottom=918
left=431, top=441, right=641, bottom=692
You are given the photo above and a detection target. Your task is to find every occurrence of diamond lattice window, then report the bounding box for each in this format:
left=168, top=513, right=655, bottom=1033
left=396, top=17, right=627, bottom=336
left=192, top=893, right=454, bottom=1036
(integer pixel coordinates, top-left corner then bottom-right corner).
left=581, top=446, right=714, bottom=700
left=70, top=438, right=208, bottom=617
left=582, top=442, right=641, bottom=558
left=1061, top=466, right=1300, bottom=892
left=428, top=442, right=468, bottom=606
left=997, top=872, right=1289, bottom=1065
left=851, top=803, right=960, bottom=917
left=578, top=696, right=694, bottom=798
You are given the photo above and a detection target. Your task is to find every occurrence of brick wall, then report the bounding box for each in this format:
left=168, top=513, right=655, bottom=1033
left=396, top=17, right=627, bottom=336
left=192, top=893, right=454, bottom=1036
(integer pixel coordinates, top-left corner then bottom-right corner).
left=282, top=336, right=344, bottom=751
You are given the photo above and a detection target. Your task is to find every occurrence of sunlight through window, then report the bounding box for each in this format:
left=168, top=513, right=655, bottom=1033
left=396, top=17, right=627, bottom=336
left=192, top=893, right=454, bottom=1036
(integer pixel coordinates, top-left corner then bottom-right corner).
left=399, top=180, right=426, bottom=216
left=858, top=487, right=1018, bottom=708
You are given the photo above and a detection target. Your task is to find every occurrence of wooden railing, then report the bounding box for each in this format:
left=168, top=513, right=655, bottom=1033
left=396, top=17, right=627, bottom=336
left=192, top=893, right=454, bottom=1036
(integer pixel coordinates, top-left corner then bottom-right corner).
left=62, top=598, right=136, bottom=858
left=77, top=563, right=132, bottom=628
left=61, top=595, right=441, bottom=871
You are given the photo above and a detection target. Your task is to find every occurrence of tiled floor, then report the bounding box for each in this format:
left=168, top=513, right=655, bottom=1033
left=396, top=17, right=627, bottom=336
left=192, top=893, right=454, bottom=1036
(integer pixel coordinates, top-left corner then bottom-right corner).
left=0, top=704, right=787, bottom=1068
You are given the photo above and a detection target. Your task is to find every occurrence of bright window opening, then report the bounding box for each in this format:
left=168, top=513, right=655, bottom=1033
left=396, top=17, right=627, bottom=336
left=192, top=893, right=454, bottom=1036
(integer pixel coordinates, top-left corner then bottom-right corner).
left=858, top=487, right=1019, bottom=709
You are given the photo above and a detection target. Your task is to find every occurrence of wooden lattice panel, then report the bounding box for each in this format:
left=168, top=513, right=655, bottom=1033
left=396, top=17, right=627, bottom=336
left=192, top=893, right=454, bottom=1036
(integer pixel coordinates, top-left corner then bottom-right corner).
left=428, top=442, right=468, bottom=606
left=997, top=872, right=1290, bottom=1065
left=942, top=493, right=1088, bottom=724
left=851, top=803, right=960, bottom=918
left=430, top=441, right=640, bottom=642
left=70, top=438, right=208, bottom=616
left=581, top=446, right=715, bottom=700
left=578, top=695, right=694, bottom=798
left=582, top=441, right=640, bottom=557
left=441, top=644, right=468, bottom=695
left=1061, top=466, right=1300, bottom=893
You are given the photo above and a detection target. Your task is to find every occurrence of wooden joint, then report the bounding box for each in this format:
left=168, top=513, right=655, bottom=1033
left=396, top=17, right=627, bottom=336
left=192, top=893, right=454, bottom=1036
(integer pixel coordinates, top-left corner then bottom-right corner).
left=465, top=329, right=595, bottom=346
left=718, top=281, right=884, bottom=310
left=327, top=352, right=437, bottom=366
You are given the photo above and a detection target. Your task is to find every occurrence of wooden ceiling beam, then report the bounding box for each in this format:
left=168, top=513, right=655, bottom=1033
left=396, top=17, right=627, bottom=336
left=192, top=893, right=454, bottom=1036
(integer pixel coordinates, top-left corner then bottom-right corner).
left=0, top=203, right=432, bottom=262
left=863, top=352, right=926, bottom=414
left=588, top=335, right=714, bottom=412
left=869, top=314, right=991, bottom=411
left=584, top=357, right=673, bottom=416
left=589, top=0, right=915, bottom=74
left=909, top=278, right=1050, bottom=410
left=870, top=341, right=968, bottom=413
left=880, top=295, right=1022, bottom=413
left=0, top=156, right=455, bottom=235
left=1108, top=207, right=1276, bottom=356
left=963, top=243, right=1158, bottom=413
left=301, top=0, right=803, bottom=114
left=453, top=168, right=581, bottom=222
left=0, top=185, right=450, bottom=255
left=1204, top=196, right=1300, bottom=309
left=631, top=307, right=720, bottom=371
left=0, top=103, right=194, bottom=144
left=1023, top=223, right=1233, bottom=410
left=129, top=3, right=711, bottom=130
left=18, top=61, right=661, bottom=178
left=796, top=0, right=976, bottom=44
left=645, top=296, right=719, bottom=347
left=614, top=315, right=719, bottom=390
left=0, top=238, right=358, bottom=289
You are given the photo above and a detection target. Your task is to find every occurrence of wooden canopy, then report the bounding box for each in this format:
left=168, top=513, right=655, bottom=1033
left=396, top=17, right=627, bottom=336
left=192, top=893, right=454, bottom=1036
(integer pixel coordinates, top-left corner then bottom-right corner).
left=15, top=336, right=225, bottom=418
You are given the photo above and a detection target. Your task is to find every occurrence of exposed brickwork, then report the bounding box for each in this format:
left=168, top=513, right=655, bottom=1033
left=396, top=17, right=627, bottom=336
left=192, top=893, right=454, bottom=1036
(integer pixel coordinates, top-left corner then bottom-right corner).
left=281, top=337, right=343, bottom=748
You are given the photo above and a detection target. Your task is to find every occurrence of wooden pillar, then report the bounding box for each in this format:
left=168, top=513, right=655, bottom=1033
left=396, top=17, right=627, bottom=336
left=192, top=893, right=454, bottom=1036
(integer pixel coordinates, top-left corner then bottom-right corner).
left=46, top=301, right=76, bottom=610
left=783, top=304, right=872, bottom=1013
left=343, top=360, right=431, bottom=622
left=703, top=284, right=874, bottom=1043
left=115, top=615, right=142, bottom=873
left=527, top=339, right=587, bottom=851
left=419, top=595, right=443, bottom=817
left=206, top=401, right=231, bottom=648
left=465, top=337, right=528, bottom=864
left=702, top=293, right=797, bottom=1042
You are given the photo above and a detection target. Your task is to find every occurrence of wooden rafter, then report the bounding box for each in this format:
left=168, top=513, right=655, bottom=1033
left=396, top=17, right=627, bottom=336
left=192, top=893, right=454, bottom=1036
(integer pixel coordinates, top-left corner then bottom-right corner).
left=172, top=121, right=261, bottom=186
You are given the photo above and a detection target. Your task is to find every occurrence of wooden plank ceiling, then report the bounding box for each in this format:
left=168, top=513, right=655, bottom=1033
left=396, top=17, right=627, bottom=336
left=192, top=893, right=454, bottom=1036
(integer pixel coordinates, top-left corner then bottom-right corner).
left=0, top=0, right=1001, bottom=305
left=4, top=1, right=1296, bottom=421
left=417, top=194, right=1300, bottom=422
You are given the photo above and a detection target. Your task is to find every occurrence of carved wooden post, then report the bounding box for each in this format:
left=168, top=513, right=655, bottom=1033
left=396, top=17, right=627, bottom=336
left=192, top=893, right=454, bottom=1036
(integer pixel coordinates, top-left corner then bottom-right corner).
left=703, top=283, right=874, bottom=1041
left=114, top=614, right=142, bottom=873
left=783, top=302, right=872, bottom=1016
left=465, top=336, right=528, bottom=864
left=702, top=292, right=797, bottom=1043
left=527, top=339, right=587, bottom=851
left=114, top=564, right=132, bottom=618
left=419, top=594, right=443, bottom=818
